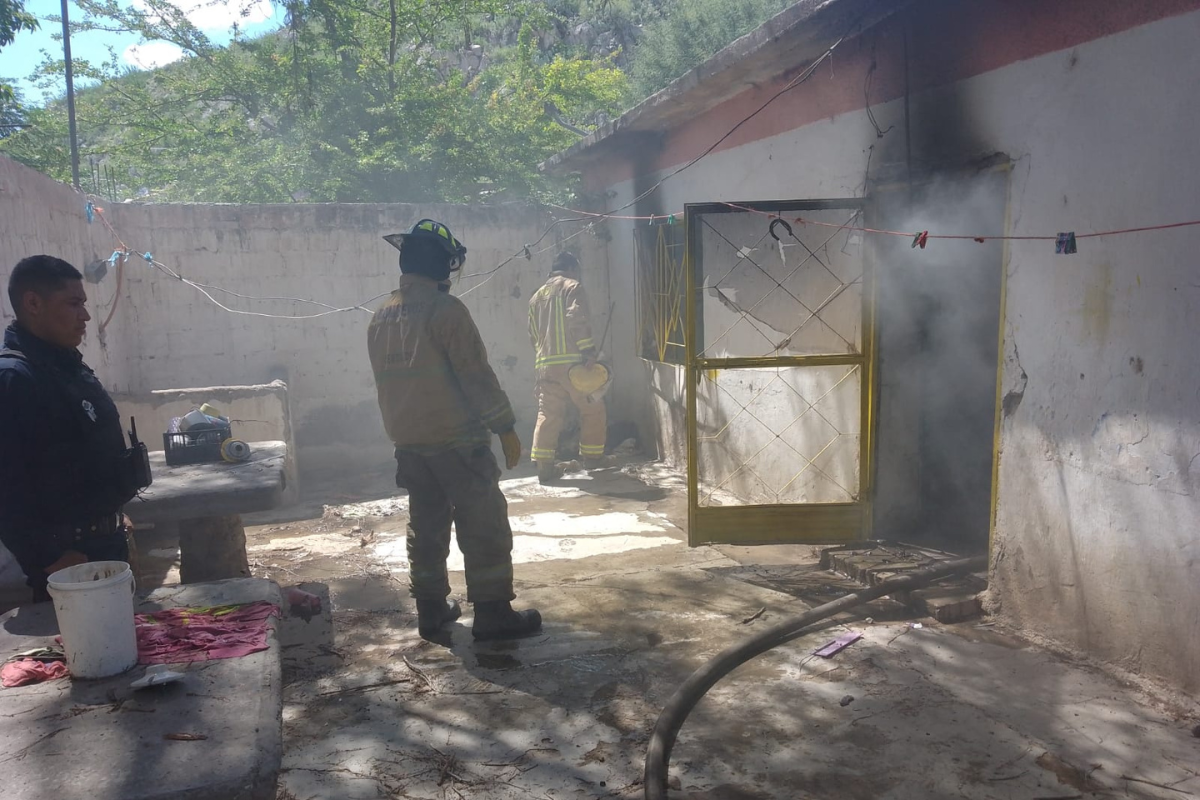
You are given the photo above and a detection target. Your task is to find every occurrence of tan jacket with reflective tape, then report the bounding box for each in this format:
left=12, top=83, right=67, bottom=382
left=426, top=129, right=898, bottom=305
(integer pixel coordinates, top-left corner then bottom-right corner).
left=528, top=272, right=595, bottom=372
left=368, top=274, right=516, bottom=454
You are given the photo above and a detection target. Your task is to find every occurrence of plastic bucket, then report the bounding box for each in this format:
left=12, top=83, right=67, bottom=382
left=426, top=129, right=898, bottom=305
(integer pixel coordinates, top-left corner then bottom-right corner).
left=46, top=561, right=138, bottom=679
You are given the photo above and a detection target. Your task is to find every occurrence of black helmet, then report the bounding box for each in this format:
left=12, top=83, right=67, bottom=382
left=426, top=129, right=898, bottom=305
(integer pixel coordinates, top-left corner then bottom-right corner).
left=384, top=219, right=468, bottom=271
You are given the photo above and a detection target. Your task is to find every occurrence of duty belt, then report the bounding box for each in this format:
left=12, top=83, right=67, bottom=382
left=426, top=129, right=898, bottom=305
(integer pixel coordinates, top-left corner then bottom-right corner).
left=51, top=513, right=123, bottom=546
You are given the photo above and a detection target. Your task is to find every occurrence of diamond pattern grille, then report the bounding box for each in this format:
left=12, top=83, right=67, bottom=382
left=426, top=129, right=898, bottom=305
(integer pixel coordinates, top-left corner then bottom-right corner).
left=696, top=365, right=861, bottom=506
left=699, top=211, right=863, bottom=359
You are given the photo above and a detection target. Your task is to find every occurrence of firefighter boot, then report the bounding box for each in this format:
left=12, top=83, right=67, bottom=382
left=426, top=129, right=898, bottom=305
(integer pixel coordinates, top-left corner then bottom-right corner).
left=472, top=600, right=543, bottom=641
left=537, top=461, right=564, bottom=485
left=416, top=597, right=462, bottom=639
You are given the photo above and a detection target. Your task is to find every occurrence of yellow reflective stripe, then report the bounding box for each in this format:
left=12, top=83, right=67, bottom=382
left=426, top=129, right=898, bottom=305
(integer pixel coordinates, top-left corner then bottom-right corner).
left=580, top=445, right=605, bottom=455
left=535, top=354, right=582, bottom=368
left=531, top=448, right=556, bottom=460
left=576, top=338, right=594, bottom=350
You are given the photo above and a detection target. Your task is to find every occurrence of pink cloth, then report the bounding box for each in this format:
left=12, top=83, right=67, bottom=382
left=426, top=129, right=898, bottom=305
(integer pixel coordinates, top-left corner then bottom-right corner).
left=2, top=659, right=69, bottom=687
left=135, top=601, right=280, bottom=664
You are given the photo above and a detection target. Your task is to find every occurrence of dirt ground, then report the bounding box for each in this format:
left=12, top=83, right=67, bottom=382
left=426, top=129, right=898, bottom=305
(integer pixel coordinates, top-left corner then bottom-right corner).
left=134, top=459, right=1200, bottom=800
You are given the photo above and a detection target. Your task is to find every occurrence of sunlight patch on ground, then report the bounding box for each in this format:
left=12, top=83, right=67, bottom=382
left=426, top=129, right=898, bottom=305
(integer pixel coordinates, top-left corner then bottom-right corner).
left=372, top=510, right=679, bottom=571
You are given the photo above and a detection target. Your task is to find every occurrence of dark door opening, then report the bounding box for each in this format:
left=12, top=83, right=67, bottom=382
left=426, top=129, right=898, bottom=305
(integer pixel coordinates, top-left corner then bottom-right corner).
left=869, top=168, right=1007, bottom=554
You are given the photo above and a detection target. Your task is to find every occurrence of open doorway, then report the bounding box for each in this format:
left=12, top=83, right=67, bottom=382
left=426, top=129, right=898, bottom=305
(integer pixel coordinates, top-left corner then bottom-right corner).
left=869, top=167, right=1008, bottom=554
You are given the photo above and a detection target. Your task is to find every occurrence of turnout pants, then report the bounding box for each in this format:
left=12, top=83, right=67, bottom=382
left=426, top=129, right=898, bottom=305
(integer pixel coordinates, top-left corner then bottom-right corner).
left=531, top=364, right=606, bottom=463
left=395, top=445, right=515, bottom=603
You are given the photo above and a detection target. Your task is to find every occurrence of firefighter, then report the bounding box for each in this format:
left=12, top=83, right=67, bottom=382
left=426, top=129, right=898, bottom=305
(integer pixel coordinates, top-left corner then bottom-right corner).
left=368, top=219, right=541, bottom=641
left=528, top=251, right=606, bottom=484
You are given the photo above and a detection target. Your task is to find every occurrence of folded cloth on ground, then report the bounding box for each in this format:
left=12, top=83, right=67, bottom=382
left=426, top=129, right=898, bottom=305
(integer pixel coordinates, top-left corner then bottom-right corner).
left=136, top=601, right=279, bottom=664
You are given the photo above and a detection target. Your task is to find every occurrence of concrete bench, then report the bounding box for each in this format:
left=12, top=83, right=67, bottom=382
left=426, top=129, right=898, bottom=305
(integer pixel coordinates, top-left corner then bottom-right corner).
left=128, top=442, right=288, bottom=583
left=0, top=578, right=283, bottom=800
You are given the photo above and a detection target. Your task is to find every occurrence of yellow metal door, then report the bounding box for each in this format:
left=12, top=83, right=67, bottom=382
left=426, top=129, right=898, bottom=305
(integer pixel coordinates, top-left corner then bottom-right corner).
left=685, top=199, right=874, bottom=545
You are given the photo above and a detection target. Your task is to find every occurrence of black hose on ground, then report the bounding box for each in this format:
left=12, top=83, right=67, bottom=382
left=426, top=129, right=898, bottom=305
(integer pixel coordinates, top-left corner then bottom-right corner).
left=643, top=555, right=989, bottom=799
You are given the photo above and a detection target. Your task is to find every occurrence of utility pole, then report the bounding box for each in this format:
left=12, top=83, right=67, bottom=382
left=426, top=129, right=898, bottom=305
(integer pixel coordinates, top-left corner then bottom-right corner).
left=60, top=0, right=81, bottom=188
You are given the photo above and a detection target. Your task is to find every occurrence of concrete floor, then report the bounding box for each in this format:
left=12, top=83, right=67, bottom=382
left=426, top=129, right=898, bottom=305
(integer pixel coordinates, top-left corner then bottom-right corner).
left=140, top=460, right=1200, bottom=800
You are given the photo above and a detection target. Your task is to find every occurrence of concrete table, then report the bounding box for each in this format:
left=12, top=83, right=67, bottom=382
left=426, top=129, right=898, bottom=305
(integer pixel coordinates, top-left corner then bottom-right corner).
left=128, top=442, right=287, bottom=584
left=0, top=578, right=282, bottom=800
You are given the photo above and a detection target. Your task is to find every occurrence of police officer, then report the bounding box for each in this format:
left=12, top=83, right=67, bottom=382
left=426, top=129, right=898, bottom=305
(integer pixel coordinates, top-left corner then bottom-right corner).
left=0, top=256, right=144, bottom=602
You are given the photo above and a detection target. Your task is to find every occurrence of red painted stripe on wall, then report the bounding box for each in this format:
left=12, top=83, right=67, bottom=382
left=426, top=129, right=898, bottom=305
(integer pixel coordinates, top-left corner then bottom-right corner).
left=583, top=0, right=1200, bottom=190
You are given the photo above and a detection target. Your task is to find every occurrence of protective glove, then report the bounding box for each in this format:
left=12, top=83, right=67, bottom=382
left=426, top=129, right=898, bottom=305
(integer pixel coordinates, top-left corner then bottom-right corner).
left=499, top=429, right=522, bottom=470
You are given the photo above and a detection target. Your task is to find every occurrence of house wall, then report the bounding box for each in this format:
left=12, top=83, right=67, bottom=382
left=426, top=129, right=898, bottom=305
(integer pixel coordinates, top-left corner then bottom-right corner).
left=583, top=0, right=1200, bottom=690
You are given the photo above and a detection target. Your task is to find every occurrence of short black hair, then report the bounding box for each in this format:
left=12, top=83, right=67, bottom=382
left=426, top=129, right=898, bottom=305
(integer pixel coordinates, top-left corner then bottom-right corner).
left=553, top=251, right=580, bottom=273
left=8, top=256, right=83, bottom=317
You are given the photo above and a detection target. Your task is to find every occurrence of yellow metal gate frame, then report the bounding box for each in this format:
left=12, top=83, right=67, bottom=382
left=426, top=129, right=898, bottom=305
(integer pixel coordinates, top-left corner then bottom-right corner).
left=684, top=199, right=876, bottom=546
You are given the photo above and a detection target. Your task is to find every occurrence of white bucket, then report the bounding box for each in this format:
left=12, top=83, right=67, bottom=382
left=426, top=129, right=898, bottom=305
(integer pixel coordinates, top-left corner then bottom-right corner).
left=47, top=561, right=138, bottom=679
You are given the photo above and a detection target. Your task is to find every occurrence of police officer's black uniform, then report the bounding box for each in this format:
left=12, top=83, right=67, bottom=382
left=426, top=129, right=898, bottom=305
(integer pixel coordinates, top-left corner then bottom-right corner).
left=0, top=323, right=139, bottom=601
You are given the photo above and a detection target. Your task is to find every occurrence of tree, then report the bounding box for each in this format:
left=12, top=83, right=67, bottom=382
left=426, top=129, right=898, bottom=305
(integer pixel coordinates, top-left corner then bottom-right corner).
left=0, top=0, right=37, bottom=116
left=1, top=0, right=631, bottom=203
left=628, top=0, right=793, bottom=97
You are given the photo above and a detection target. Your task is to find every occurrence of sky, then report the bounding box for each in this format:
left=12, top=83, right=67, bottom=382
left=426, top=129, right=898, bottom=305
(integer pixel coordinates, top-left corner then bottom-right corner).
left=0, top=0, right=283, bottom=103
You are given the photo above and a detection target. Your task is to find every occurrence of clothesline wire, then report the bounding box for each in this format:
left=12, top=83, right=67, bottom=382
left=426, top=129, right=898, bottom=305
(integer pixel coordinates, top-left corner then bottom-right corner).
left=717, top=200, right=1200, bottom=242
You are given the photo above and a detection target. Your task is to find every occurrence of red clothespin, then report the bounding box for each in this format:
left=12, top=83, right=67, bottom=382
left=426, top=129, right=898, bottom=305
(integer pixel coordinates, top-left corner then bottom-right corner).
left=911, top=231, right=929, bottom=249
left=973, top=237, right=987, bottom=244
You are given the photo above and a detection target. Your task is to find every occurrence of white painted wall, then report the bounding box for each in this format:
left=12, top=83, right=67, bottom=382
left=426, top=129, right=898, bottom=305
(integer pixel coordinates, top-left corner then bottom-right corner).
left=590, top=10, right=1200, bottom=689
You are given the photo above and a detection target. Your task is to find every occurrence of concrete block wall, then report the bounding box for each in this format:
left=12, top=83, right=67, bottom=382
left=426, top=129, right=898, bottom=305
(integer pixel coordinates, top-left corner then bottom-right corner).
left=1, top=190, right=611, bottom=479
left=103, top=202, right=610, bottom=476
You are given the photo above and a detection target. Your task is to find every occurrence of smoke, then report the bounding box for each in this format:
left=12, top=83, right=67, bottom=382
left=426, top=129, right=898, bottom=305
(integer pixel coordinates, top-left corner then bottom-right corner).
left=868, top=168, right=1009, bottom=551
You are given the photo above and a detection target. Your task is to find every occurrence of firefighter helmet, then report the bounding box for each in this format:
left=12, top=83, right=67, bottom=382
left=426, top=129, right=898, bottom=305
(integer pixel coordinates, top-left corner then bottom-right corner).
left=384, top=219, right=468, bottom=271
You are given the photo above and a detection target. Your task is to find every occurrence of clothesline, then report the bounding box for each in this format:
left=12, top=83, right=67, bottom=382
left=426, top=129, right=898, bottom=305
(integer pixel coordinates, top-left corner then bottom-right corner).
left=545, top=198, right=1200, bottom=245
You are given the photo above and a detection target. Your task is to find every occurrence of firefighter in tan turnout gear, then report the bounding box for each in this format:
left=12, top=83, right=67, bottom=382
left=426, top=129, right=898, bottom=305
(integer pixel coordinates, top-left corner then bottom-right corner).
left=368, top=219, right=541, bottom=641
left=528, top=251, right=607, bottom=484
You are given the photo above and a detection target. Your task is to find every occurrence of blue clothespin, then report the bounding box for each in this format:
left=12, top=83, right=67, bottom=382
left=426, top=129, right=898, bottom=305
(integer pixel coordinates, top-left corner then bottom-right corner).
left=668, top=214, right=676, bottom=225
left=107, top=250, right=122, bottom=267
left=142, top=252, right=154, bottom=263
left=85, top=202, right=95, bottom=224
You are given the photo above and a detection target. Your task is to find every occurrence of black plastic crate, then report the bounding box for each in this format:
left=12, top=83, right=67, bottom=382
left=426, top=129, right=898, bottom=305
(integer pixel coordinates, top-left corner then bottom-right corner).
left=163, top=425, right=234, bottom=466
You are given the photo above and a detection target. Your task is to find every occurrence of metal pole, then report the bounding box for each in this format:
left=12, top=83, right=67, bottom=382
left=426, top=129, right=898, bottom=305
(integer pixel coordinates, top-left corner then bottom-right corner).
left=60, top=0, right=80, bottom=188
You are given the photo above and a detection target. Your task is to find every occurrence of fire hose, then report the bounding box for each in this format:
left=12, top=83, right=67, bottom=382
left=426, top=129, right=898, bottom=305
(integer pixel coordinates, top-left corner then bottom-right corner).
left=643, top=555, right=989, bottom=799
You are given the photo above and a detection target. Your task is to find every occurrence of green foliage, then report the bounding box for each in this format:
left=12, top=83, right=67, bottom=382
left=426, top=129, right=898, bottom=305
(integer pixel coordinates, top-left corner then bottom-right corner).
left=0, top=0, right=37, bottom=110
left=1, top=0, right=631, bottom=202
left=0, top=0, right=797, bottom=201
left=628, top=0, right=793, bottom=97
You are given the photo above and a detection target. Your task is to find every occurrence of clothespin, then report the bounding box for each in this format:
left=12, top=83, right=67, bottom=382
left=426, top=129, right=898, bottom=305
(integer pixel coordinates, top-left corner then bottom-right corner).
left=107, top=250, right=122, bottom=267
left=85, top=202, right=95, bottom=224
left=1055, top=232, right=1077, bottom=254
left=668, top=214, right=675, bottom=226
left=522, top=245, right=532, bottom=260
left=648, top=215, right=655, bottom=226
left=973, top=237, right=987, bottom=244
left=142, top=252, right=154, bottom=263
left=911, top=231, right=929, bottom=249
